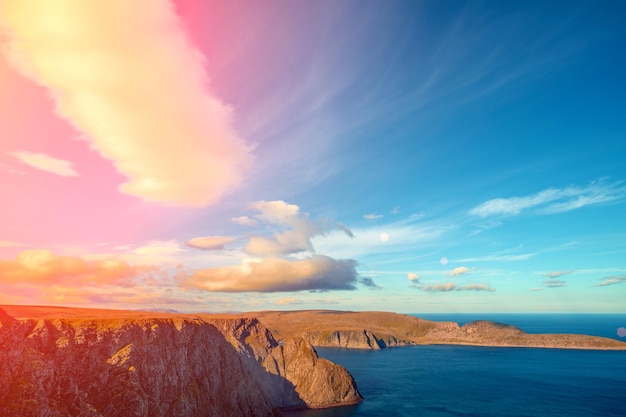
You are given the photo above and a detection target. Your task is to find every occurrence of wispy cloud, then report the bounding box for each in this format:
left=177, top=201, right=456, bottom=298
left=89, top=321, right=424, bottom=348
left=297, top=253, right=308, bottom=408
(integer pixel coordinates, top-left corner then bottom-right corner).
left=276, top=297, right=302, bottom=305
left=0, top=240, right=23, bottom=248
left=544, top=280, right=567, bottom=288
left=594, top=275, right=626, bottom=287
left=546, top=270, right=575, bottom=278
left=363, top=213, right=384, bottom=220
left=1, top=0, right=251, bottom=207
left=9, top=151, right=78, bottom=177
left=132, top=240, right=186, bottom=256
left=457, top=253, right=536, bottom=262
left=417, top=282, right=494, bottom=292
left=469, top=180, right=625, bottom=218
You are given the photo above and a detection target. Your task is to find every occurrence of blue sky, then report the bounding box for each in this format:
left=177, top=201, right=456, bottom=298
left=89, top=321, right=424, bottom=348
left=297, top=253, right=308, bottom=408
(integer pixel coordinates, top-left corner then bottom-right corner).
left=1, top=0, right=625, bottom=313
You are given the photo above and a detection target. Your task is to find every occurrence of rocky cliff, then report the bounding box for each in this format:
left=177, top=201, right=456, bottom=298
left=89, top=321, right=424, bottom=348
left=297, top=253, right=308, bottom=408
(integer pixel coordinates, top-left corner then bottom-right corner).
left=204, top=317, right=362, bottom=409
left=252, top=310, right=626, bottom=351
left=0, top=307, right=362, bottom=416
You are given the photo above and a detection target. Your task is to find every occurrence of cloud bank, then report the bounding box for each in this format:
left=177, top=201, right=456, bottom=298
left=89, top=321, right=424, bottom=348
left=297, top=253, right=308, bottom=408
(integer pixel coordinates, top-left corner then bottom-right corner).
left=184, top=255, right=360, bottom=292
left=1, top=0, right=251, bottom=207
left=0, top=250, right=146, bottom=287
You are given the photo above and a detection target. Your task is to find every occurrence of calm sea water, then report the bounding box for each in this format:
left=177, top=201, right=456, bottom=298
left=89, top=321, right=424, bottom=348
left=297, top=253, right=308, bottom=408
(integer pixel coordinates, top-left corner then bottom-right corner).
left=282, top=314, right=626, bottom=417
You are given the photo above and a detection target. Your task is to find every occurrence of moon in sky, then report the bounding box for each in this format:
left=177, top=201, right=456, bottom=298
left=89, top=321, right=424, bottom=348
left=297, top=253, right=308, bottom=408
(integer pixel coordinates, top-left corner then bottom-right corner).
left=380, top=232, right=389, bottom=242
left=440, top=257, right=449, bottom=265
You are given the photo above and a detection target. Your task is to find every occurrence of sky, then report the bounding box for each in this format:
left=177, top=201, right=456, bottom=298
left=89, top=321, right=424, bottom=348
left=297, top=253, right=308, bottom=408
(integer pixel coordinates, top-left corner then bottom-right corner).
left=0, top=0, right=625, bottom=314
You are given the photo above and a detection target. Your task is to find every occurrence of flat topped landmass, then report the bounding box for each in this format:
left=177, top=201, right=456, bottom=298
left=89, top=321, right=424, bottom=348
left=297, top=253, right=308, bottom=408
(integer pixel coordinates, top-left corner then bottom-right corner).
left=246, top=310, right=626, bottom=351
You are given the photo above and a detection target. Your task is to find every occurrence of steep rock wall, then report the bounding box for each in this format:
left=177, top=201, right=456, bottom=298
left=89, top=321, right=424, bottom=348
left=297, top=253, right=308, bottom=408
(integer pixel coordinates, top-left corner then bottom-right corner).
left=0, top=308, right=362, bottom=416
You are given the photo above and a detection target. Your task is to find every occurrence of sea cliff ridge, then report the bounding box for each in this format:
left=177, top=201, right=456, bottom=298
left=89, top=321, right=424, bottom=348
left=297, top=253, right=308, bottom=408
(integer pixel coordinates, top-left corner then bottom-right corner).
left=0, top=306, right=361, bottom=416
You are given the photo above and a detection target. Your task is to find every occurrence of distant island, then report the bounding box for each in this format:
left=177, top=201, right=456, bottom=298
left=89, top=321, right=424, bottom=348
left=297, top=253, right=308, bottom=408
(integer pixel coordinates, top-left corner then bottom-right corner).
left=1, top=306, right=624, bottom=416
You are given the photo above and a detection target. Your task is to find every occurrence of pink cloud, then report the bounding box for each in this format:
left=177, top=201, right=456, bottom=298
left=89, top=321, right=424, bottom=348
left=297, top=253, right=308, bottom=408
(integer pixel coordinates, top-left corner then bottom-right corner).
left=1, top=0, right=251, bottom=207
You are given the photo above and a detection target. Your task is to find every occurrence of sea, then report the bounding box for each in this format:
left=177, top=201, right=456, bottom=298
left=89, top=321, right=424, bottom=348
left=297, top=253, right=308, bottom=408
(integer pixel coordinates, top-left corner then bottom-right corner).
left=282, top=314, right=626, bottom=417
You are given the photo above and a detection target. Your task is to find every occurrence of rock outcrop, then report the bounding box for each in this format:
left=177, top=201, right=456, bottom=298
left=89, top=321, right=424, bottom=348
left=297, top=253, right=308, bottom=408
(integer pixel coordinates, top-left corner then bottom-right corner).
left=252, top=310, right=626, bottom=351
left=0, top=307, right=362, bottom=416
left=205, top=317, right=362, bottom=409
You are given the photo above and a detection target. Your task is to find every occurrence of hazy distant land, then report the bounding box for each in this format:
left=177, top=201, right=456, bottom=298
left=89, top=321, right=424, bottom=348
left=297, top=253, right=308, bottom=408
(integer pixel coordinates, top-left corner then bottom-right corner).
left=1, top=305, right=624, bottom=416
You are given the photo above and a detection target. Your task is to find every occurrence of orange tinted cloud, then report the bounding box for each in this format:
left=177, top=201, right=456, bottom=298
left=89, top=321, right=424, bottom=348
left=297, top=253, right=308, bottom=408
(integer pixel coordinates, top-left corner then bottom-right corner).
left=0, top=249, right=147, bottom=287
left=186, top=236, right=236, bottom=250
left=184, top=255, right=359, bottom=292
left=447, top=266, right=470, bottom=277
left=1, top=0, right=251, bottom=207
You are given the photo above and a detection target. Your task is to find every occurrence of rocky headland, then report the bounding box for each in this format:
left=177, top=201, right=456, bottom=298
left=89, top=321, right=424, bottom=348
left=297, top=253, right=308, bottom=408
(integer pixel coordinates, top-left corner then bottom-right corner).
left=0, top=306, right=361, bottom=416
left=250, top=310, right=626, bottom=351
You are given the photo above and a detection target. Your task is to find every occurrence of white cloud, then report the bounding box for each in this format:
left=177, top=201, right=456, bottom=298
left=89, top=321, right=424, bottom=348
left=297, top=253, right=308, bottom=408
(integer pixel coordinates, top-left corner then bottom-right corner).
left=407, top=272, right=420, bottom=282
left=186, top=236, right=235, bottom=251
left=243, top=200, right=351, bottom=256
left=469, top=180, right=625, bottom=218
left=363, top=213, right=384, bottom=220
left=9, top=151, right=78, bottom=177
left=231, top=216, right=259, bottom=227
left=1, top=0, right=251, bottom=207
left=184, top=255, right=362, bottom=292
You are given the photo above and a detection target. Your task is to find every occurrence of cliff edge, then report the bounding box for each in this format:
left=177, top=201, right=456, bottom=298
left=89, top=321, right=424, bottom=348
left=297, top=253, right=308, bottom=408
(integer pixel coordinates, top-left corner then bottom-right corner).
left=0, top=306, right=362, bottom=416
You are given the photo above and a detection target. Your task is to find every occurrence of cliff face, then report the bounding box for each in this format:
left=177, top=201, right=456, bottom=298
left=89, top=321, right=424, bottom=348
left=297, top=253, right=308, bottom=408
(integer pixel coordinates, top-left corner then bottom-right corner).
left=301, top=329, right=413, bottom=350
left=0, top=307, right=362, bottom=416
